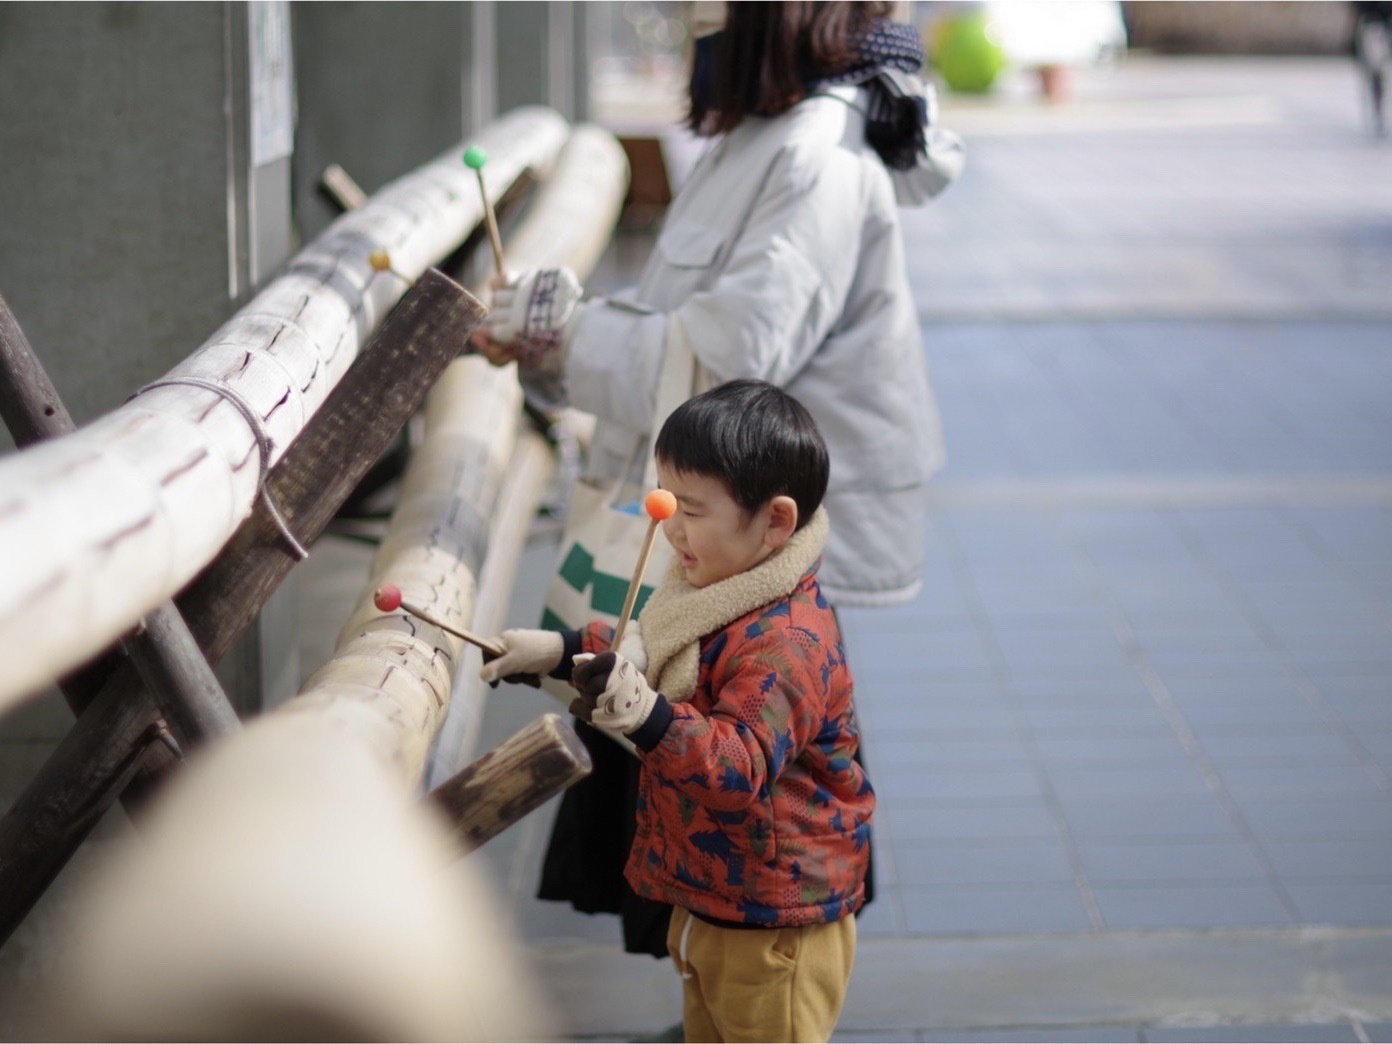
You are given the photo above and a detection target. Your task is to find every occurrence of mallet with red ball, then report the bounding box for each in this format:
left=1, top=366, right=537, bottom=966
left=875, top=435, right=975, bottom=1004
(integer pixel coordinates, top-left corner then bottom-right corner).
left=610, top=489, right=678, bottom=652
left=372, top=583, right=505, bottom=658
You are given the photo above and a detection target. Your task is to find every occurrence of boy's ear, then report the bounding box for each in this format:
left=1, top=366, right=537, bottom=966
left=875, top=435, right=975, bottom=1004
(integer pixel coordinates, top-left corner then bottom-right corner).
left=763, top=495, right=799, bottom=550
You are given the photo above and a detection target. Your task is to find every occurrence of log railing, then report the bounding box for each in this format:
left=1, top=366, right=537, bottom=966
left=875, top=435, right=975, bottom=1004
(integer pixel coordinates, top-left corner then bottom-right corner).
left=0, top=107, right=568, bottom=716
left=0, top=113, right=628, bottom=1039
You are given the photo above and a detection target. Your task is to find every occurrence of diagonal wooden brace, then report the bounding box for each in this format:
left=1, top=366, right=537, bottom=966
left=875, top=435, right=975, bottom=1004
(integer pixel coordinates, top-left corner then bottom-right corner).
left=0, top=292, right=240, bottom=749
left=0, top=271, right=487, bottom=947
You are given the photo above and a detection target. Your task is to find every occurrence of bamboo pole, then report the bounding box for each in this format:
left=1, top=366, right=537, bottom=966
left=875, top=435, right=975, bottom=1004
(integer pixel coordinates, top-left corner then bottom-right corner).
left=15, top=716, right=554, bottom=1043
left=0, top=107, right=570, bottom=716
left=428, top=123, right=633, bottom=781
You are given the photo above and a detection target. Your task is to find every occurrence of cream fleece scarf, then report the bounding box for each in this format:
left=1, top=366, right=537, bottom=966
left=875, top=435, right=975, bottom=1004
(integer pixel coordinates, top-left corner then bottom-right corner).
left=637, top=507, right=829, bottom=702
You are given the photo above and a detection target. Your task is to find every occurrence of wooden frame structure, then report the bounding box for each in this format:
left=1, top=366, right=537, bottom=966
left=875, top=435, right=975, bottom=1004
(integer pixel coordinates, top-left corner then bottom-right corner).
left=0, top=112, right=629, bottom=1039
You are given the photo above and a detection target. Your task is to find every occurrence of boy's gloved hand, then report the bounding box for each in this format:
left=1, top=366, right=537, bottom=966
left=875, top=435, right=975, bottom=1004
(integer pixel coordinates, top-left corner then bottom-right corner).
left=484, top=267, right=582, bottom=368
left=478, top=628, right=564, bottom=688
left=570, top=651, right=660, bottom=737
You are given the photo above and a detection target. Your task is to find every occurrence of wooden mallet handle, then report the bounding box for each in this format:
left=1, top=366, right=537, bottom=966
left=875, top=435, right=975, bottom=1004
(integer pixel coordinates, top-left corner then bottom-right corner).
left=373, top=584, right=505, bottom=658
left=464, top=146, right=506, bottom=279
left=611, top=490, right=678, bottom=652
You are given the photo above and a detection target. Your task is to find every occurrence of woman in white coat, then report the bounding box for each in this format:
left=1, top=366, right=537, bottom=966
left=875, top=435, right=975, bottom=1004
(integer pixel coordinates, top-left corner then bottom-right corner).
left=477, top=0, right=963, bottom=956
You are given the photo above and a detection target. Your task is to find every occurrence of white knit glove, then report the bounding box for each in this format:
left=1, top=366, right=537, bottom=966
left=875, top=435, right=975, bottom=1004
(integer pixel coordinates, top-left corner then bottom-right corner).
left=478, top=628, right=564, bottom=686
left=484, top=267, right=582, bottom=368
left=570, top=651, right=659, bottom=737
left=616, top=629, right=647, bottom=673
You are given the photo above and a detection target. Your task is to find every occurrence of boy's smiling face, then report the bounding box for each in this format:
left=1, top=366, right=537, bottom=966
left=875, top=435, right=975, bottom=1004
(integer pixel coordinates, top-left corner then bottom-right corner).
left=655, top=462, right=796, bottom=589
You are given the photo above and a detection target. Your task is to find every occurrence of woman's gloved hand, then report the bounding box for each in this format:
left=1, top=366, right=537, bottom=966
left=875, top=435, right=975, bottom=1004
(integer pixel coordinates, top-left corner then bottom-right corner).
left=481, top=266, right=583, bottom=368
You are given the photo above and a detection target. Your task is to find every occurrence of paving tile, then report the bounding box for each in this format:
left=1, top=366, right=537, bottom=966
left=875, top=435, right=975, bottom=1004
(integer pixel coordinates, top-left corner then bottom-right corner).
left=1165, top=692, right=1327, bottom=729
left=1091, top=883, right=1294, bottom=931
left=1215, top=760, right=1385, bottom=800
left=1355, top=728, right=1392, bottom=775
left=891, top=839, right=1078, bottom=888
left=1074, top=839, right=1269, bottom=885
left=875, top=766, right=1046, bottom=805
left=1236, top=796, right=1392, bottom=840
left=1045, top=763, right=1213, bottom=802
left=1132, top=630, right=1275, bottom=665
left=869, top=696, right=1019, bottom=734
left=1194, top=727, right=1364, bottom=761
left=878, top=802, right=1064, bottom=844
left=852, top=887, right=905, bottom=938
left=878, top=734, right=1032, bottom=767
left=831, top=1029, right=917, bottom=1043
left=1311, top=690, right=1392, bottom=728
left=1007, top=675, right=1155, bottom=701
left=1031, top=727, right=1192, bottom=764
left=1060, top=797, right=1240, bottom=842
left=1259, top=836, right=1392, bottom=879
left=1015, top=699, right=1177, bottom=734
left=1144, top=1023, right=1361, bottom=1042
left=1282, top=880, right=1392, bottom=925
left=918, top=1028, right=1140, bottom=1043
left=899, top=884, right=1097, bottom=936
left=990, top=631, right=1134, bottom=668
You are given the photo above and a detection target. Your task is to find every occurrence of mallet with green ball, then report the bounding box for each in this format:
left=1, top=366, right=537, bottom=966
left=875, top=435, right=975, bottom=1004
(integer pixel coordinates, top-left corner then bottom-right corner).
left=463, top=146, right=506, bottom=279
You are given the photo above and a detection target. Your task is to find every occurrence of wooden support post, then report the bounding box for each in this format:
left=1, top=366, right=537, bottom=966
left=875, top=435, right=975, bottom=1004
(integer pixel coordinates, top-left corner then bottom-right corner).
left=319, top=163, right=368, bottom=212
left=0, top=292, right=241, bottom=752
left=0, top=291, right=76, bottom=440
left=0, top=271, right=486, bottom=947
left=427, top=714, right=591, bottom=851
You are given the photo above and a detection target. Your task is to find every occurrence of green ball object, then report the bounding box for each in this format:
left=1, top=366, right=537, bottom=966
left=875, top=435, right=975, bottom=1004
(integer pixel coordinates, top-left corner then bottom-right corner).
left=463, top=146, right=487, bottom=170
left=932, top=13, right=1006, bottom=94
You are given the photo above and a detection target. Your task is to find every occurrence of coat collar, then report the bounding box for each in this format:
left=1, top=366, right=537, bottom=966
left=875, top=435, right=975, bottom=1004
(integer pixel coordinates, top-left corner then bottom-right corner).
left=638, top=507, right=829, bottom=701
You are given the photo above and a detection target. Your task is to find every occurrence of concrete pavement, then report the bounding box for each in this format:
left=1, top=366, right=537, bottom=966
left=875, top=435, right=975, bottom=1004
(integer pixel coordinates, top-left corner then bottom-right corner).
left=305, top=54, right=1392, bottom=1042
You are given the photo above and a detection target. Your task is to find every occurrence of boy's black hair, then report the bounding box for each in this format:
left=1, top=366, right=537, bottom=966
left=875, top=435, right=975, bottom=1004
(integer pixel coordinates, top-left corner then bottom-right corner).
left=655, top=379, right=829, bottom=531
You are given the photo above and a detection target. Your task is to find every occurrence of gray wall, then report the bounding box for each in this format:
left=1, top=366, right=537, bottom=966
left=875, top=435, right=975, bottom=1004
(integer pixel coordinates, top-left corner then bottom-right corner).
left=0, top=3, right=245, bottom=433
left=292, top=2, right=473, bottom=244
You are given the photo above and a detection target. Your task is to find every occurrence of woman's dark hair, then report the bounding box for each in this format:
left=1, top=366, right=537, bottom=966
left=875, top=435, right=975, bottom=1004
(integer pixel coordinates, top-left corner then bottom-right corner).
left=687, top=1, right=889, bottom=136
left=655, top=379, right=829, bottom=530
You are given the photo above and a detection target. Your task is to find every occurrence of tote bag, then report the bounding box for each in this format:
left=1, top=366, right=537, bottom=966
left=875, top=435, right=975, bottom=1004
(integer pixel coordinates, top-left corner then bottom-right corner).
left=538, top=318, right=700, bottom=706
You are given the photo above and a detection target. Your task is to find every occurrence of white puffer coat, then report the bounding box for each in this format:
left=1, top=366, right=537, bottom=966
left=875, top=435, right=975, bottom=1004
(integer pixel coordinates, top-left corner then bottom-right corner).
left=551, top=85, right=956, bottom=606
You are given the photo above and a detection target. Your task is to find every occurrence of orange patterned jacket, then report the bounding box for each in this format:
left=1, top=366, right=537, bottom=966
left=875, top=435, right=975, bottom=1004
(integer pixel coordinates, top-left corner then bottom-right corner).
left=580, top=569, right=874, bottom=927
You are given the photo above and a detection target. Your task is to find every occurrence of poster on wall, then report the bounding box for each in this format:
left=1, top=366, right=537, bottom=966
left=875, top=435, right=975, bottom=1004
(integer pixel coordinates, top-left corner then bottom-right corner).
left=250, top=0, right=295, bottom=168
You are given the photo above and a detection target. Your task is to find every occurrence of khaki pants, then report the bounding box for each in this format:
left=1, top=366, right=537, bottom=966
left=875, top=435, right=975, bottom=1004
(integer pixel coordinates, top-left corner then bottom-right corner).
left=667, top=906, right=856, bottom=1043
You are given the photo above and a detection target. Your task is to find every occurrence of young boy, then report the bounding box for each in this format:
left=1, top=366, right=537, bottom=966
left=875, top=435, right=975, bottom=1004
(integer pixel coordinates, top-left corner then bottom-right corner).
left=481, top=379, right=874, bottom=1043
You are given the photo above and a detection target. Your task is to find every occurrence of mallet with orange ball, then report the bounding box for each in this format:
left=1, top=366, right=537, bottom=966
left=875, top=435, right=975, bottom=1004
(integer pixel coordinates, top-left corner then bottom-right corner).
left=372, top=582, right=505, bottom=658
left=610, top=489, right=678, bottom=652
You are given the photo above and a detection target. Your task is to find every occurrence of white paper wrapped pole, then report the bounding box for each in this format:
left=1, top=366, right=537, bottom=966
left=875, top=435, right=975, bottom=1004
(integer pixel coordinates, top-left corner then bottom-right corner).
left=17, top=716, right=554, bottom=1042
left=429, top=123, right=632, bottom=781
left=0, top=107, right=570, bottom=717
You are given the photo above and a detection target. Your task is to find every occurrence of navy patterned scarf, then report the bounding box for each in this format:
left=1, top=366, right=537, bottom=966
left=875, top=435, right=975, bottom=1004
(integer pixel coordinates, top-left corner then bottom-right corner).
left=810, top=19, right=929, bottom=171
left=692, top=17, right=929, bottom=170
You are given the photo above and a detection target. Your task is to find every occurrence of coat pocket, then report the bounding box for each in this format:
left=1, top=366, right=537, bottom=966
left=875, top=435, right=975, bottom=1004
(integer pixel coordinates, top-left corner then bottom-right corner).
left=656, top=222, right=726, bottom=269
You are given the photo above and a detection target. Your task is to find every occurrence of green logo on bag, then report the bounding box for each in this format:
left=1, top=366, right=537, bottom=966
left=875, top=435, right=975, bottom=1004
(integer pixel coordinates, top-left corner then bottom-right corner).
left=541, top=543, right=656, bottom=630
